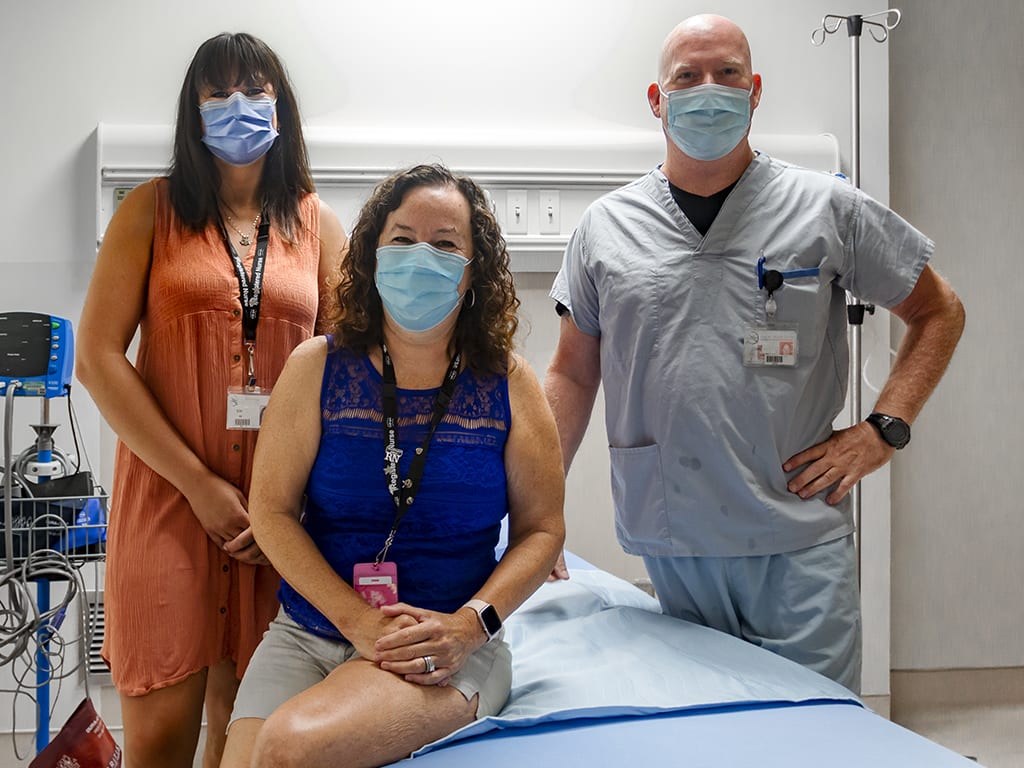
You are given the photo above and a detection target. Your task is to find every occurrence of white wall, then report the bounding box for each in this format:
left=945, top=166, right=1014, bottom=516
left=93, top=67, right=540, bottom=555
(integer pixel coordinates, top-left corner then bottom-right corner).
left=889, top=0, right=1024, bottom=671
left=1, top=0, right=899, bottom=755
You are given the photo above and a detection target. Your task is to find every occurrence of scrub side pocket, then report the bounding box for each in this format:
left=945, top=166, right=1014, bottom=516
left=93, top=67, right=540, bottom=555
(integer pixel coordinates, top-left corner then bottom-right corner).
left=609, top=443, right=672, bottom=554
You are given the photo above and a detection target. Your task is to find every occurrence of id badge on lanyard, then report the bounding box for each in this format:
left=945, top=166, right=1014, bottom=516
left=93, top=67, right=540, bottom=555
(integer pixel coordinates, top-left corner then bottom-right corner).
left=353, top=561, right=398, bottom=607
left=226, top=386, right=270, bottom=430
left=225, top=213, right=272, bottom=429
left=352, top=344, right=461, bottom=606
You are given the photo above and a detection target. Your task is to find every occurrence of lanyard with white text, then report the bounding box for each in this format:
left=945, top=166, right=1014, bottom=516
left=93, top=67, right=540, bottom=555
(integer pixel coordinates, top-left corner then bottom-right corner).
left=376, top=343, right=461, bottom=564
left=225, top=212, right=270, bottom=390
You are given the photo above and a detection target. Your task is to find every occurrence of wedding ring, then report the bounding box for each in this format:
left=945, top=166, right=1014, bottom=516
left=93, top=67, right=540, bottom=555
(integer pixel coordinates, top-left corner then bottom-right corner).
left=422, top=655, right=436, bottom=673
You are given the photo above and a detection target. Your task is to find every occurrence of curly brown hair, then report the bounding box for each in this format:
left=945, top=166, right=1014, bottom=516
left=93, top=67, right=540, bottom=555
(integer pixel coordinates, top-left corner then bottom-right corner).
left=328, top=164, right=519, bottom=376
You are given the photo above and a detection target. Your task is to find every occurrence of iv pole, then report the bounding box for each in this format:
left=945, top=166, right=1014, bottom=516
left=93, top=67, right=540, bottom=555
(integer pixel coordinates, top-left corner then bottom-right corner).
left=811, top=9, right=901, bottom=579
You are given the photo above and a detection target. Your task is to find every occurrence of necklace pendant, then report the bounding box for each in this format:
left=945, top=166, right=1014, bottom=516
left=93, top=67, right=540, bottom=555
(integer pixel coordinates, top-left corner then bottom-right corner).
left=239, top=234, right=251, bottom=247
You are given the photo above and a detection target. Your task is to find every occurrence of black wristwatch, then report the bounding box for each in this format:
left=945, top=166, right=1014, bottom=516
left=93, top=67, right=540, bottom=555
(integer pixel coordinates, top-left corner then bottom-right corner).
left=866, top=412, right=911, bottom=449
left=464, top=599, right=502, bottom=641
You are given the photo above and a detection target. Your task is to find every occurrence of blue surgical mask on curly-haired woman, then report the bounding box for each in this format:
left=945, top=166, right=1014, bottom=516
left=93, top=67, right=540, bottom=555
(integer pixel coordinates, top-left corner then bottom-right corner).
left=660, top=83, right=753, bottom=161
left=375, top=243, right=473, bottom=332
left=200, top=91, right=279, bottom=166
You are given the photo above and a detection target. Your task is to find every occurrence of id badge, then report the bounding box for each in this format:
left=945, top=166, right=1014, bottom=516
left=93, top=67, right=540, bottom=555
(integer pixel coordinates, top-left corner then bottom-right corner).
left=226, top=386, right=271, bottom=430
left=743, top=325, right=799, bottom=367
left=353, top=562, right=399, bottom=607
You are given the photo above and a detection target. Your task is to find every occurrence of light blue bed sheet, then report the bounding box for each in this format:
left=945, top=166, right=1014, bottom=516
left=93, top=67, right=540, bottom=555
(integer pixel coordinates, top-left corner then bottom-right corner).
left=414, top=566, right=858, bottom=757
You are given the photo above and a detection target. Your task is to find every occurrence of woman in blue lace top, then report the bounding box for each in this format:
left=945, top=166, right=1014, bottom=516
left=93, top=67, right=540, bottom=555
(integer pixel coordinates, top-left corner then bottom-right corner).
left=221, top=164, right=566, bottom=768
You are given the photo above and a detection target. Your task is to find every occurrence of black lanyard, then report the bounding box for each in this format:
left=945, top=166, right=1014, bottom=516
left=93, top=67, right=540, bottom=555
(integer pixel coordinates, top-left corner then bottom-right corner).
left=376, top=343, right=461, bottom=563
left=224, top=212, right=270, bottom=388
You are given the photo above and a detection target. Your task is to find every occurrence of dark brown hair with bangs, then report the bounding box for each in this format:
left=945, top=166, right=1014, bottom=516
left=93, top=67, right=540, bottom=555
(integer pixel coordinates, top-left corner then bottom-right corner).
left=328, top=164, right=520, bottom=376
left=167, top=32, right=313, bottom=238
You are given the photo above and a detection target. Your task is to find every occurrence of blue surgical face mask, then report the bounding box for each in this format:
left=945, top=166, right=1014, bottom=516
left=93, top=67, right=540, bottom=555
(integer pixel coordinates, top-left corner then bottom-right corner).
left=375, top=243, right=472, bottom=333
left=199, top=91, right=279, bottom=166
left=660, top=83, right=753, bottom=161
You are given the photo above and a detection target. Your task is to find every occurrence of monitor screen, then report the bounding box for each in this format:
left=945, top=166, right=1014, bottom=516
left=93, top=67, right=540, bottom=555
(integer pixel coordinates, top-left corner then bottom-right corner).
left=0, top=312, right=54, bottom=378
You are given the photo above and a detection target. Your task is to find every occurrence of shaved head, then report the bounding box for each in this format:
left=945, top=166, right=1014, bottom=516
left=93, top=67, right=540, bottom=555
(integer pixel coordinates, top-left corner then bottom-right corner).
left=647, top=12, right=761, bottom=181
left=658, top=14, right=753, bottom=84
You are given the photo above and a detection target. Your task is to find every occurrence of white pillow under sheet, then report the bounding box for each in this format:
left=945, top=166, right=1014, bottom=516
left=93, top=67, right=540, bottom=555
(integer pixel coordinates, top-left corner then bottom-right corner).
left=415, top=567, right=859, bottom=757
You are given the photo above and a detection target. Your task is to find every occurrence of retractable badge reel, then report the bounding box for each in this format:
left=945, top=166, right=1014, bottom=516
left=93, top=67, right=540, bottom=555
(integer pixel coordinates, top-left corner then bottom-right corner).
left=742, top=253, right=813, bottom=367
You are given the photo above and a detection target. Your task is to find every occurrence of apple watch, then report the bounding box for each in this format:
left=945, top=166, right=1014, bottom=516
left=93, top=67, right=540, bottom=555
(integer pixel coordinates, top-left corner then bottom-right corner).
left=866, top=412, right=911, bottom=449
left=464, top=599, right=502, bottom=641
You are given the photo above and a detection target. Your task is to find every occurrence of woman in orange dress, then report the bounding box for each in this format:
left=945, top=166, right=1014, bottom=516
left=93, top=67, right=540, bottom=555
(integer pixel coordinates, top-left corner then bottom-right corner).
left=76, top=32, right=344, bottom=768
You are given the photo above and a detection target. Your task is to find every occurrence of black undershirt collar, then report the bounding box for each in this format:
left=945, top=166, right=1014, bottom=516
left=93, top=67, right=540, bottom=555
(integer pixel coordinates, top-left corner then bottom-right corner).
left=668, top=180, right=737, bottom=237
left=554, top=177, right=739, bottom=318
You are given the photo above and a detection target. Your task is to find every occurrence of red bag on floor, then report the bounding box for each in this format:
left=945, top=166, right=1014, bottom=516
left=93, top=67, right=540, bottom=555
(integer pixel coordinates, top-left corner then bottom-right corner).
left=29, top=697, right=122, bottom=768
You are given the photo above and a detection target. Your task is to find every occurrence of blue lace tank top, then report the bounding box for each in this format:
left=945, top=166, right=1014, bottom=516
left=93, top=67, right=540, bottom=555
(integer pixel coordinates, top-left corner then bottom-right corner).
left=279, top=342, right=511, bottom=640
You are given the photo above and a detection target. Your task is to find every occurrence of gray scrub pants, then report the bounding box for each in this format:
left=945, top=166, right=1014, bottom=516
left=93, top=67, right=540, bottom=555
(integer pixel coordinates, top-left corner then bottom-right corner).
left=643, top=534, right=862, bottom=693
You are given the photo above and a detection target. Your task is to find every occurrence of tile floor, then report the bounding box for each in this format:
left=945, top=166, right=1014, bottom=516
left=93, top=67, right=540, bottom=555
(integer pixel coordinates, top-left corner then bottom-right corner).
left=891, top=668, right=1024, bottom=768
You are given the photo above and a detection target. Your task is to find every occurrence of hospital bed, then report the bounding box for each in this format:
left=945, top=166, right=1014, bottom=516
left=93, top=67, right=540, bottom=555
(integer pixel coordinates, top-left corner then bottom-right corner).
left=387, top=553, right=977, bottom=767
left=95, top=127, right=957, bottom=765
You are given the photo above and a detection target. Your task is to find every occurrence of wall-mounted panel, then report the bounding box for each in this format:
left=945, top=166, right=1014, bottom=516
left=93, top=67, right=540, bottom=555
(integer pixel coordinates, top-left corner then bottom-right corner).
left=97, top=124, right=839, bottom=273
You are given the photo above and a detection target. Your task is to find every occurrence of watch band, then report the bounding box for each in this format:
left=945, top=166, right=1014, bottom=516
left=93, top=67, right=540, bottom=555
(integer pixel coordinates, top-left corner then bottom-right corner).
left=464, top=598, right=502, bottom=641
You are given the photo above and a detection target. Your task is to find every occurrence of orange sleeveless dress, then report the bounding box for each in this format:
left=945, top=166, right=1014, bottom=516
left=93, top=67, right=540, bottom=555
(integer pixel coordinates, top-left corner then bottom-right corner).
left=103, top=178, right=323, bottom=695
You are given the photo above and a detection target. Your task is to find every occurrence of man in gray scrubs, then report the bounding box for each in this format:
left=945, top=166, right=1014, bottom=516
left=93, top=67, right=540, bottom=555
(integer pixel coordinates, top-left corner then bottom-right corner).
left=543, top=13, right=964, bottom=692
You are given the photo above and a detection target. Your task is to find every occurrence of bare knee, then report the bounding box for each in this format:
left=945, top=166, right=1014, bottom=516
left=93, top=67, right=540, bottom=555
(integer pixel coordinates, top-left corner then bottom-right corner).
left=121, top=683, right=205, bottom=768
left=125, top=718, right=196, bottom=765
left=252, top=708, right=320, bottom=768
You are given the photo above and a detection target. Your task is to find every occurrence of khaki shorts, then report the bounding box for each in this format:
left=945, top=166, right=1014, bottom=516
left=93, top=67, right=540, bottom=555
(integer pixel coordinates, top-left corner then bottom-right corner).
left=230, top=607, right=512, bottom=725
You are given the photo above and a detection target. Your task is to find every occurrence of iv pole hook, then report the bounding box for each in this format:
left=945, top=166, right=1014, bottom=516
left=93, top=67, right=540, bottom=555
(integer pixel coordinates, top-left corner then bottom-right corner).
left=812, top=9, right=901, bottom=46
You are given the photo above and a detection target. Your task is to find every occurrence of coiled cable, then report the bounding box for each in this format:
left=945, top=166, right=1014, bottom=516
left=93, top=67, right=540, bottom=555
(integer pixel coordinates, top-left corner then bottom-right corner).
left=2, top=385, right=97, bottom=758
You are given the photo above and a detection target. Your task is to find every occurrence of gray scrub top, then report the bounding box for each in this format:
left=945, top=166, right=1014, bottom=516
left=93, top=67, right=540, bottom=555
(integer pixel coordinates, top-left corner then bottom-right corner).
left=551, top=153, right=932, bottom=557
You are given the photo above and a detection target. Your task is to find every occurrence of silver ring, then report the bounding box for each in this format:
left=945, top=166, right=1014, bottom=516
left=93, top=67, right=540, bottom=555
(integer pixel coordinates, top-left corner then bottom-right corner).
left=422, top=655, right=435, bottom=673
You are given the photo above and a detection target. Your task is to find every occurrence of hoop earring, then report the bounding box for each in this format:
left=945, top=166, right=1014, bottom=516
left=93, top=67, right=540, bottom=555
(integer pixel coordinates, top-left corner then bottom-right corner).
left=465, top=288, right=476, bottom=308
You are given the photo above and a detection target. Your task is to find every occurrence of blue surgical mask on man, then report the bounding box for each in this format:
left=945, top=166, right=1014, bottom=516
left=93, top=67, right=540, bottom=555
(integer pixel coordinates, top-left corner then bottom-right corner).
left=200, top=91, right=279, bottom=166
left=659, top=83, right=753, bottom=161
left=375, top=243, right=472, bottom=333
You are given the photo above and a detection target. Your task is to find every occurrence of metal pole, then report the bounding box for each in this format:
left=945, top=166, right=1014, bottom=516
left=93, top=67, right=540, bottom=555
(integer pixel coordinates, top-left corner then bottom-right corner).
left=812, top=9, right=900, bottom=585
left=36, top=396, right=53, bottom=753
left=847, top=15, right=865, bottom=581
left=849, top=15, right=863, bottom=189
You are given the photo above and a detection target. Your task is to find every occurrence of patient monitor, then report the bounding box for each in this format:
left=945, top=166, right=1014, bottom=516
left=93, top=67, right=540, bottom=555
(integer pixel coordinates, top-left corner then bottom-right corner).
left=0, top=312, right=74, bottom=398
